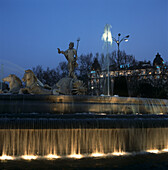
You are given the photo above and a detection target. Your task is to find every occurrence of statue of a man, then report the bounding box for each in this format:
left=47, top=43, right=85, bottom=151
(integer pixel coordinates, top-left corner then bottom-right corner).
left=57, top=42, right=78, bottom=79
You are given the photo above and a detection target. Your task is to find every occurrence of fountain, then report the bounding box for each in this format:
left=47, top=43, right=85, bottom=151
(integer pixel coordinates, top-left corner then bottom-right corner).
left=1, top=114, right=168, bottom=159
left=0, top=42, right=168, bottom=163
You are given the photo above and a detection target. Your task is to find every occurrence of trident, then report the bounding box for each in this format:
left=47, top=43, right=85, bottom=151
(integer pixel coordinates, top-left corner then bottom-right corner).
left=76, top=38, right=80, bottom=52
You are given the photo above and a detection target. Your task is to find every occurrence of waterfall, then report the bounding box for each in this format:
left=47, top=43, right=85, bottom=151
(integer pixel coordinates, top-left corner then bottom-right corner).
left=1, top=127, right=168, bottom=157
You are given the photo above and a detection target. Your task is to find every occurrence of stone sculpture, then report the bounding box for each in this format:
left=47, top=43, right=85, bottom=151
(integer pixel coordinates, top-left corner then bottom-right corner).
left=56, top=42, right=87, bottom=95
left=2, top=41, right=87, bottom=95
left=19, top=69, right=52, bottom=94
left=53, top=77, right=86, bottom=95
left=57, top=42, right=78, bottom=79
left=3, top=74, right=22, bottom=94
left=2, top=69, right=86, bottom=95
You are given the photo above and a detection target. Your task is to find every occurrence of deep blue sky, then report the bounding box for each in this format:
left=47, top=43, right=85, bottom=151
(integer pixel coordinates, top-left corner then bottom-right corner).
left=0, top=0, right=168, bottom=77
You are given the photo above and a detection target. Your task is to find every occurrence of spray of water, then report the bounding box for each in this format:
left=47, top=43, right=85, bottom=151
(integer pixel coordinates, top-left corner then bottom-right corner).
left=0, top=59, right=25, bottom=79
left=101, top=24, right=113, bottom=45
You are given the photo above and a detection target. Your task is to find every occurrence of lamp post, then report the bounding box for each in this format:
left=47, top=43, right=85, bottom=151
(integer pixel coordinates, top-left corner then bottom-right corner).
left=113, top=33, right=129, bottom=69
left=1, top=64, right=3, bottom=91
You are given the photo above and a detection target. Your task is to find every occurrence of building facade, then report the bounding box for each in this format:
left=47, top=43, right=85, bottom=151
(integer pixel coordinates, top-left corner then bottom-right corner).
left=88, top=53, right=168, bottom=97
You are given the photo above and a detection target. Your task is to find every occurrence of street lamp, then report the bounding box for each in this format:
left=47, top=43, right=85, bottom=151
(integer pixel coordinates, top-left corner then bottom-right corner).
left=1, top=64, right=3, bottom=91
left=113, top=33, right=129, bottom=69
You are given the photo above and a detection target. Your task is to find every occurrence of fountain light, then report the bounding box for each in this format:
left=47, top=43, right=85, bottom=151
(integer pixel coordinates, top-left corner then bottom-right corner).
left=45, top=154, right=60, bottom=159
left=21, top=155, right=38, bottom=160
left=112, top=152, right=127, bottom=156
left=161, top=148, right=168, bottom=152
left=0, top=155, right=14, bottom=160
left=68, top=154, right=83, bottom=159
left=146, top=149, right=160, bottom=154
left=91, top=152, right=105, bottom=157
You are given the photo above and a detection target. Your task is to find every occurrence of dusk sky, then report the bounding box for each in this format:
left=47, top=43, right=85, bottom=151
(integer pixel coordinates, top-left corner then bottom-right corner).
left=0, top=0, right=168, bottom=77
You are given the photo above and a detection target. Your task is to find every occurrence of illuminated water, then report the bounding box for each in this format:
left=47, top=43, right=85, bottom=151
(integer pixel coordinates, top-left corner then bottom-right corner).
left=0, top=114, right=168, bottom=169
left=0, top=114, right=168, bottom=157
left=1, top=128, right=168, bottom=157
left=1, top=152, right=168, bottom=170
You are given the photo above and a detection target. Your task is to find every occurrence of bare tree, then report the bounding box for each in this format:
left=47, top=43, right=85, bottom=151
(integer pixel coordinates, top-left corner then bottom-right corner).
left=78, top=53, right=93, bottom=76
left=57, top=61, right=68, bottom=78
left=32, top=65, right=44, bottom=83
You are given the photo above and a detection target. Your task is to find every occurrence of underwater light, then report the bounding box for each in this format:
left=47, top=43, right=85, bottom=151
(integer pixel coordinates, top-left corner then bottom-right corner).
left=161, top=148, right=168, bottom=152
left=68, top=154, right=83, bottom=159
left=112, top=152, right=126, bottom=156
left=21, top=155, right=38, bottom=160
left=0, top=155, right=14, bottom=160
left=45, top=154, right=60, bottom=159
left=91, top=152, right=105, bottom=157
left=146, top=149, right=160, bottom=154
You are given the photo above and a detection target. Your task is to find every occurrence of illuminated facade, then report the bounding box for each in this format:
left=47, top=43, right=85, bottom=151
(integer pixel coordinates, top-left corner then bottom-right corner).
left=89, top=53, right=168, bottom=96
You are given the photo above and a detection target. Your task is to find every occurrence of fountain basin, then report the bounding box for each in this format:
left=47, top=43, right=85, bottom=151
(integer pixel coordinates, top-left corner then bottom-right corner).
left=0, top=94, right=168, bottom=114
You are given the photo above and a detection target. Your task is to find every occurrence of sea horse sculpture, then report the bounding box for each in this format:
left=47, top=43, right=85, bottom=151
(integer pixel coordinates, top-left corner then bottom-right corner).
left=53, top=77, right=87, bottom=95
left=3, top=74, right=22, bottom=94
left=19, top=69, right=52, bottom=94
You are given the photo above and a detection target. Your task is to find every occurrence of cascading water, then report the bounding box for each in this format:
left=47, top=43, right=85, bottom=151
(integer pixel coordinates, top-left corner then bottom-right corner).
left=1, top=114, right=168, bottom=158
left=1, top=128, right=168, bottom=156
